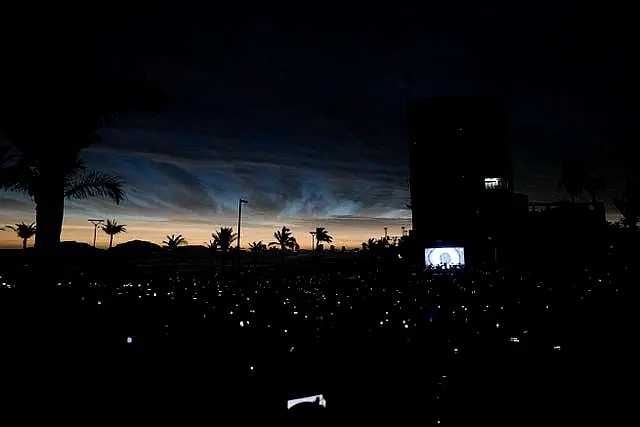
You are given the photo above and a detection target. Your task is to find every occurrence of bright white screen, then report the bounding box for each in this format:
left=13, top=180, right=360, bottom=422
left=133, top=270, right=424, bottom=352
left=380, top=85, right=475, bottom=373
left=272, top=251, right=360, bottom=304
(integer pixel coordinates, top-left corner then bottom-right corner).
left=425, top=247, right=465, bottom=267
left=287, top=394, right=327, bottom=409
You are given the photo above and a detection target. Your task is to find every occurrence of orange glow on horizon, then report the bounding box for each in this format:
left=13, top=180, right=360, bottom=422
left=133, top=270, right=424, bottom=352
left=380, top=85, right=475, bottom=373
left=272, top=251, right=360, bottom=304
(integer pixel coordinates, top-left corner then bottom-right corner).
left=0, top=215, right=411, bottom=250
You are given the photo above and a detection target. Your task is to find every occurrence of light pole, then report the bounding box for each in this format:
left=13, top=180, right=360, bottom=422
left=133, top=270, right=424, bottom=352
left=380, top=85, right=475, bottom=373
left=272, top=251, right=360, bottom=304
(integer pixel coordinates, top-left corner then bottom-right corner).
left=88, top=219, right=104, bottom=248
left=237, top=198, right=248, bottom=250
left=384, top=227, right=388, bottom=240
left=310, top=231, right=316, bottom=257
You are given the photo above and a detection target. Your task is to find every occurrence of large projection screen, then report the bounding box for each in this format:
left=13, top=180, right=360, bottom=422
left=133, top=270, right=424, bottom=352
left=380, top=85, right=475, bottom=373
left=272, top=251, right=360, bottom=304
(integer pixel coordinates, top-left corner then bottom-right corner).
left=425, top=247, right=465, bottom=267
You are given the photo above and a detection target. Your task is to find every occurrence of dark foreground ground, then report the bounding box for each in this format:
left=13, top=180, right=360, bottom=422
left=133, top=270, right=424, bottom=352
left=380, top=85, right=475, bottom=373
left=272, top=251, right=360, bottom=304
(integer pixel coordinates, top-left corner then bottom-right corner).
left=1, top=254, right=639, bottom=425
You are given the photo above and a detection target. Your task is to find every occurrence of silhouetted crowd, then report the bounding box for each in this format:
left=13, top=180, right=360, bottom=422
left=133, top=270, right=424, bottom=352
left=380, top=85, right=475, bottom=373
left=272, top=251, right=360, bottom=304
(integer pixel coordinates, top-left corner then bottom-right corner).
left=1, top=254, right=639, bottom=424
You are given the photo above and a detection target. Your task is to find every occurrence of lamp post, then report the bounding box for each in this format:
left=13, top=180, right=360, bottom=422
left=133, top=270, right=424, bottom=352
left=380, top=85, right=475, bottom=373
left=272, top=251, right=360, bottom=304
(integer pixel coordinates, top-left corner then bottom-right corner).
left=88, top=219, right=104, bottom=248
left=237, top=198, right=248, bottom=250
left=310, top=231, right=316, bottom=258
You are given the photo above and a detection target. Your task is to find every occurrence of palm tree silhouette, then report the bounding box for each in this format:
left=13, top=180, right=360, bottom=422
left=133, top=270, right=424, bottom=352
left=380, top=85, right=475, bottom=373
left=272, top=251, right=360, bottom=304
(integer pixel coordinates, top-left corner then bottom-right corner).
left=102, top=219, right=127, bottom=249
left=613, top=179, right=640, bottom=228
left=163, top=234, right=187, bottom=250
left=249, top=241, right=267, bottom=267
left=1, top=152, right=125, bottom=249
left=361, top=238, right=376, bottom=251
left=269, top=226, right=297, bottom=261
left=205, top=237, right=219, bottom=272
left=5, top=221, right=36, bottom=249
left=314, top=227, right=333, bottom=252
left=212, top=227, right=237, bottom=270
left=0, top=79, right=167, bottom=251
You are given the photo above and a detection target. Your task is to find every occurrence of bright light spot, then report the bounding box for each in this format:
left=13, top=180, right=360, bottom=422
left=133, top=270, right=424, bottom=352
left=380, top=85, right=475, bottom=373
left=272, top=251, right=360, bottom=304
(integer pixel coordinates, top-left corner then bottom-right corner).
left=511, top=337, right=520, bottom=343
left=97, top=301, right=101, bottom=305
left=240, top=321, right=244, bottom=327
left=496, top=323, right=499, bottom=328
left=127, top=337, right=132, bottom=344
left=554, top=345, right=561, bottom=351
left=405, top=324, right=408, bottom=329
left=284, top=329, right=287, bottom=333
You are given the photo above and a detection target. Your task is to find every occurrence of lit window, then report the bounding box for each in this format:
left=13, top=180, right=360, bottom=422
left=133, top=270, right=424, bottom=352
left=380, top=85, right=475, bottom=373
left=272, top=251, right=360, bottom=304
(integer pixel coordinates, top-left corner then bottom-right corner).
left=484, top=177, right=506, bottom=190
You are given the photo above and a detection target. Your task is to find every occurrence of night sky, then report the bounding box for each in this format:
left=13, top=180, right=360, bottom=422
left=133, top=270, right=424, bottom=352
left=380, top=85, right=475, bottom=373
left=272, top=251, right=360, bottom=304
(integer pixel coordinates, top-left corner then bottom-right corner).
left=1, top=1, right=637, bottom=248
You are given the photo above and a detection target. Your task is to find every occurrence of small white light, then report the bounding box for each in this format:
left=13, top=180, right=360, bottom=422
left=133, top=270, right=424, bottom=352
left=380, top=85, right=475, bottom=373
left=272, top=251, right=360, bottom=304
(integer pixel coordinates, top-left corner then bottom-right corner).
left=97, top=301, right=101, bottom=305
left=127, top=337, right=132, bottom=344
left=404, top=324, right=408, bottom=329
left=240, top=321, right=244, bottom=327
left=496, top=323, right=499, bottom=328
left=284, top=329, right=287, bottom=333
left=250, top=366, right=254, bottom=371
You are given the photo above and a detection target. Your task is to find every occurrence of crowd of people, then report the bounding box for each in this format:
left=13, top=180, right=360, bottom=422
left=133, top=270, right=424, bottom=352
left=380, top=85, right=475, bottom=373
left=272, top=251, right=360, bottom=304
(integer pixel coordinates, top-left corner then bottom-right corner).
left=0, top=252, right=638, bottom=423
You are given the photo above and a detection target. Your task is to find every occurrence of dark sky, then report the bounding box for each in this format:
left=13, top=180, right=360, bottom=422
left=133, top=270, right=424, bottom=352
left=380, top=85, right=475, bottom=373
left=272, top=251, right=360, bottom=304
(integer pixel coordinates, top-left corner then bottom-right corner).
left=1, top=1, right=638, bottom=246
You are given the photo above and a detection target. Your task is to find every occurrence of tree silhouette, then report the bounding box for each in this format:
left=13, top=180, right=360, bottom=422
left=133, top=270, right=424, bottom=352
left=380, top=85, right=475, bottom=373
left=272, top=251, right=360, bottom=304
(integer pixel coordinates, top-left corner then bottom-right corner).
left=269, top=226, right=297, bottom=261
left=613, top=180, right=640, bottom=228
left=5, top=221, right=36, bottom=249
left=314, top=227, right=333, bottom=251
left=101, top=219, right=127, bottom=249
left=0, top=74, right=168, bottom=252
left=163, top=234, right=187, bottom=250
left=212, top=227, right=237, bottom=270
left=249, top=241, right=267, bottom=267
left=361, top=238, right=376, bottom=251
left=205, top=237, right=219, bottom=272
left=1, top=152, right=125, bottom=250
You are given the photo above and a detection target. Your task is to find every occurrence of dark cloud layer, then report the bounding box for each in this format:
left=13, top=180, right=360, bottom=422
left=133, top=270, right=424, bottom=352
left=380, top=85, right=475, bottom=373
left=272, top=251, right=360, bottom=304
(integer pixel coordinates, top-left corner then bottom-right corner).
left=2, top=1, right=637, bottom=239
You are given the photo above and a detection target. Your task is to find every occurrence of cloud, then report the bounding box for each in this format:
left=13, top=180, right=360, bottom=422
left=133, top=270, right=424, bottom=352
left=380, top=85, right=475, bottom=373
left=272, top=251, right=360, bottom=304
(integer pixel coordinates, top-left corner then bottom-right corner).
left=80, top=124, right=411, bottom=225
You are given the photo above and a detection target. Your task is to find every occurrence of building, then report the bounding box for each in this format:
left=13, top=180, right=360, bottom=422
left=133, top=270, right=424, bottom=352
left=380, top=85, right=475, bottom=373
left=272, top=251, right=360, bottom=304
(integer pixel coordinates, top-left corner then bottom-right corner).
left=407, top=97, right=527, bottom=265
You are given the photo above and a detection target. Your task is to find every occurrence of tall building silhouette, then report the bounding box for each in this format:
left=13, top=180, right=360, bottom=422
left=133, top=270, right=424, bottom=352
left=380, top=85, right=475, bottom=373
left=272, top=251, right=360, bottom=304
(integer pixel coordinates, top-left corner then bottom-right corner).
left=407, top=97, right=525, bottom=262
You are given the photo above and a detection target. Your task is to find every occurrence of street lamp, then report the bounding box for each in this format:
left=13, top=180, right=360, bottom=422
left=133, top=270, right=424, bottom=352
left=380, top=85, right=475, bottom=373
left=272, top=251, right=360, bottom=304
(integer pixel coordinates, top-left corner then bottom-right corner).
left=88, top=219, right=104, bottom=248
left=310, top=231, right=316, bottom=257
left=237, top=198, right=248, bottom=250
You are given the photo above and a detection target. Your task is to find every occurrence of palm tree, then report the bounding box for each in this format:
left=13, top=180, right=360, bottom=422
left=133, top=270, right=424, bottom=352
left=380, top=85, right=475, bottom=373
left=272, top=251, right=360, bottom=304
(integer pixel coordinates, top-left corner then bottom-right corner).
left=0, top=79, right=167, bottom=251
left=163, top=234, right=187, bottom=250
left=205, top=237, right=219, bottom=271
left=613, top=179, right=640, bottom=228
left=102, top=219, right=127, bottom=249
left=212, top=227, right=237, bottom=270
left=249, top=241, right=267, bottom=267
left=314, top=227, right=333, bottom=251
left=361, top=238, right=376, bottom=251
left=1, top=152, right=125, bottom=250
left=5, top=221, right=36, bottom=249
left=269, top=226, right=297, bottom=261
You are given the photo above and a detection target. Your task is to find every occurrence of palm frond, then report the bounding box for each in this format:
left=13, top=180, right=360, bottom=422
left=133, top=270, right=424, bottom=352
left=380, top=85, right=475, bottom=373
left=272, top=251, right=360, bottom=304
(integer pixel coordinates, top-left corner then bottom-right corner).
left=5, top=221, right=36, bottom=239
left=101, top=219, right=127, bottom=235
left=163, top=233, right=187, bottom=249
left=64, top=170, right=126, bottom=204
